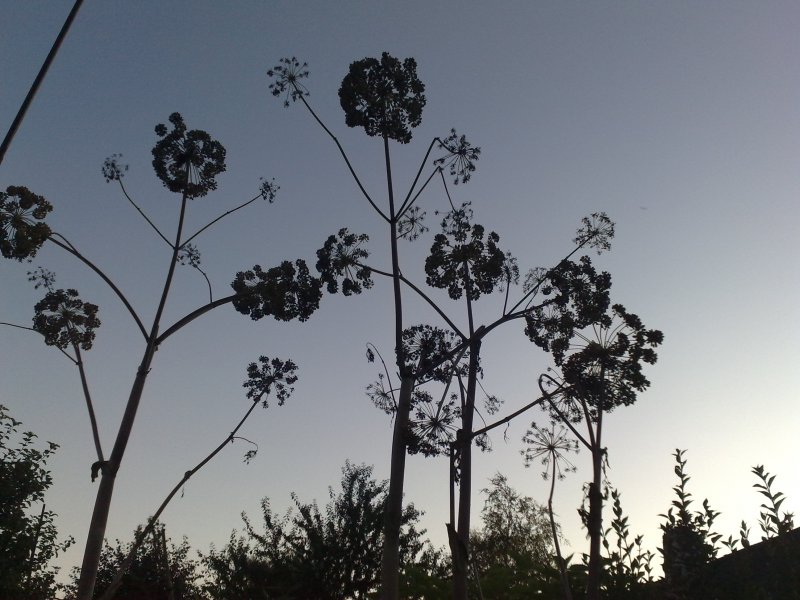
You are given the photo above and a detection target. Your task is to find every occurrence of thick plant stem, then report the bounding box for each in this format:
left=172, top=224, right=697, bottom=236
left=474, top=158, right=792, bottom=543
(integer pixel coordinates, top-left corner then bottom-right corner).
left=379, top=134, right=408, bottom=600
left=75, top=192, right=189, bottom=600
left=586, top=450, right=603, bottom=600
left=549, top=461, right=573, bottom=600
left=380, top=375, right=413, bottom=600
left=452, top=338, right=481, bottom=600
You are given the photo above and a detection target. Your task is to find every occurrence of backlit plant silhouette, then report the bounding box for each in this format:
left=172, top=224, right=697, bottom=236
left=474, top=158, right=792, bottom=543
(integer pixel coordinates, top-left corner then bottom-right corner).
left=268, top=52, right=624, bottom=600
left=1, top=112, right=333, bottom=600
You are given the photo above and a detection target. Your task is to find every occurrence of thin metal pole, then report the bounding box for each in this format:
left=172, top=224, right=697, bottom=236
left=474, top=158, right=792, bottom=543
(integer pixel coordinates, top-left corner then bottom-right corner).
left=0, top=0, right=84, bottom=166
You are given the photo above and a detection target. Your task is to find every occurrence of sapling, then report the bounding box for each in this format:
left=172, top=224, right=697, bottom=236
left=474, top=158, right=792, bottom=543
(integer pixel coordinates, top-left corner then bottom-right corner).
left=1, top=112, right=332, bottom=600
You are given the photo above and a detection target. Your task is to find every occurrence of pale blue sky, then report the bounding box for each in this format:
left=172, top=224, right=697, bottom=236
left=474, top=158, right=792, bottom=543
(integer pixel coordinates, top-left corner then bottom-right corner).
left=2, top=0, right=799, bottom=582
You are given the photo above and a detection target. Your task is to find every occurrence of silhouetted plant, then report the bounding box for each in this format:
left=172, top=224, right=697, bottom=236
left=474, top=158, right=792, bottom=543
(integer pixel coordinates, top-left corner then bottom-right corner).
left=659, top=449, right=720, bottom=598
left=535, top=302, right=663, bottom=600
left=751, top=464, right=794, bottom=541
left=268, top=52, right=623, bottom=600
left=1, top=112, right=332, bottom=600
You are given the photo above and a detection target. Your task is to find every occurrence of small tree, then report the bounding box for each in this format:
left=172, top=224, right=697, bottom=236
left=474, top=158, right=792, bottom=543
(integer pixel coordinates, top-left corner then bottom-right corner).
left=203, top=462, right=436, bottom=599
left=0, top=404, right=74, bottom=600
left=1, top=112, right=332, bottom=600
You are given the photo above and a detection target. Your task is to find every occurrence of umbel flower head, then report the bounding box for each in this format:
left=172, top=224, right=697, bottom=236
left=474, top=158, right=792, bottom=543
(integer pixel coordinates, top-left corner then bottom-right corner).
left=435, top=129, right=481, bottom=184
left=243, top=356, right=298, bottom=408
left=151, top=112, right=226, bottom=199
left=338, top=52, right=426, bottom=144
left=32, top=288, right=100, bottom=351
left=267, top=57, right=310, bottom=107
left=0, top=186, right=52, bottom=261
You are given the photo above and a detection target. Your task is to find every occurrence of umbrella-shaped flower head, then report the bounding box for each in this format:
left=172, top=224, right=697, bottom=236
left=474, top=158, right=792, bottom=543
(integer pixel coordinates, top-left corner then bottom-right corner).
left=32, top=289, right=100, bottom=351
left=0, top=186, right=52, bottom=261
left=338, top=52, right=426, bottom=144
left=151, top=112, right=226, bottom=199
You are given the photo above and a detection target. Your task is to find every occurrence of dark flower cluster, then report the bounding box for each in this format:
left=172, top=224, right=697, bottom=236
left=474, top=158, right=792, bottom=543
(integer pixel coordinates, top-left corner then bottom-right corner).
left=315, top=228, right=372, bottom=296
left=402, top=325, right=459, bottom=381
left=259, top=177, right=279, bottom=203
left=434, top=129, right=481, bottom=184
left=409, top=389, right=458, bottom=457
left=338, top=52, right=426, bottom=144
left=425, top=203, right=506, bottom=301
left=0, top=186, right=52, bottom=261
left=524, top=256, right=612, bottom=362
left=559, top=304, right=663, bottom=412
left=243, top=356, right=299, bottom=408
left=231, top=260, right=322, bottom=322
left=101, top=154, right=128, bottom=182
left=574, top=212, right=615, bottom=254
left=32, top=288, right=100, bottom=351
left=267, top=57, right=310, bottom=107
left=152, top=113, right=226, bottom=199
left=396, top=206, right=428, bottom=242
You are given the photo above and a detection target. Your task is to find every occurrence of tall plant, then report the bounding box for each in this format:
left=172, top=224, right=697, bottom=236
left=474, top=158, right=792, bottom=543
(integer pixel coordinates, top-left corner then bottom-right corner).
left=534, top=303, right=663, bottom=600
left=1, top=113, right=333, bottom=600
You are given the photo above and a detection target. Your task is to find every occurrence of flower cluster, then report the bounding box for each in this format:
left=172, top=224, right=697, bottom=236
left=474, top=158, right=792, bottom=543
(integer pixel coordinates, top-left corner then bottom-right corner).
left=425, top=203, right=506, bottom=301
left=101, top=154, right=128, bottom=182
left=151, top=112, right=226, bottom=199
left=315, top=228, right=372, bottom=296
left=259, top=177, right=279, bottom=203
left=32, top=288, right=100, bottom=351
left=231, top=260, right=322, bottom=322
left=0, top=186, right=52, bottom=261
left=574, top=212, right=615, bottom=254
left=243, top=356, right=298, bottom=407
left=434, top=129, right=481, bottom=184
left=267, top=57, right=310, bottom=107
left=338, top=52, right=426, bottom=144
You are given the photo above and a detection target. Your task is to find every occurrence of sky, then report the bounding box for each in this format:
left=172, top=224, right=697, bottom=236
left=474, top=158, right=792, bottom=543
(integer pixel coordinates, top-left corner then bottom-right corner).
left=2, top=0, right=799, bottom=584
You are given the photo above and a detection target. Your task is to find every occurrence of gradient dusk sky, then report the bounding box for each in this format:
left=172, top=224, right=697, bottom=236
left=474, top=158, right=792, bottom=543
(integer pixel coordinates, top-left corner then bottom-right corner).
left=2, top=0, right=799, bottom=583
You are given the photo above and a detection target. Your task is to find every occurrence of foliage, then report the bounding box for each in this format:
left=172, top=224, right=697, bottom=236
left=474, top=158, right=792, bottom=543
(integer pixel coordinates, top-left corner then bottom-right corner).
left=65, top=523, right=205, bottom=600
left=751, top=464, right=794, bottom=541
left=659, top=449, right=721, bottom=593
left=469, top=474, right=561, bottom=598
left=203, top=463, right=438, bottom=599
left=0, top=405, right=73, bottom=599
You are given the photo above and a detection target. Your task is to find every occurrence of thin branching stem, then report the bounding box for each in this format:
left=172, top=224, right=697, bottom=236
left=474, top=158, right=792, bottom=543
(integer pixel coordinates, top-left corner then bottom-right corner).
left=0, top=322, right=76, bottom=363
left=96, top=391, right=265, bottom=600
left=397, top=136, right=441, bottom=216
left=438, top=169, right=457, bottom=211
left=295, top=94, right=389, bottom=223
left=47, top=234, right=147, bottom=339
left=180, top=193, right=261, bottom=248
left=117, top=180, right=171, bottom=248
left=471, top=391, right=551, bottom=439
left=366, top=342, right=397, bottom=408
left=361, top=262, right=466, bottom=340
left=539, top=374, right=591, bottom=450
left=156, top=295, right=237, bottom=345
left=396, top=167, right=440, bottom=223
left=73, top=343, right=104, bottom=463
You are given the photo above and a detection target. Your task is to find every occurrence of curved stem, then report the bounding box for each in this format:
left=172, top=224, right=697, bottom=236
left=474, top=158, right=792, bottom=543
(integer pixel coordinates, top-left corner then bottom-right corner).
left=47, top=234, right=147, bottom=339
left=0, top=322, right=76, bottom=363
left=296, top=94, right=389, bottom=223
left=471, top=391, right=550, bottom=439
left=96, top=392, right=265, bottom=600
left=117, top=180, right=171, bottom=248
left=366, top=342, right=397, bottom=409
left=539, top=374, right=591, bottom=450
left=363, top=263, right=466, bottom=341
left=180, top=193, right=261, bottom=248
left=73, top=343, right=104, bottom=464
left=396, top=167, right=440, bottom=222
left=438, top=169, right=457, bottom=211
left=156, top=294, right=237, bottom=345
